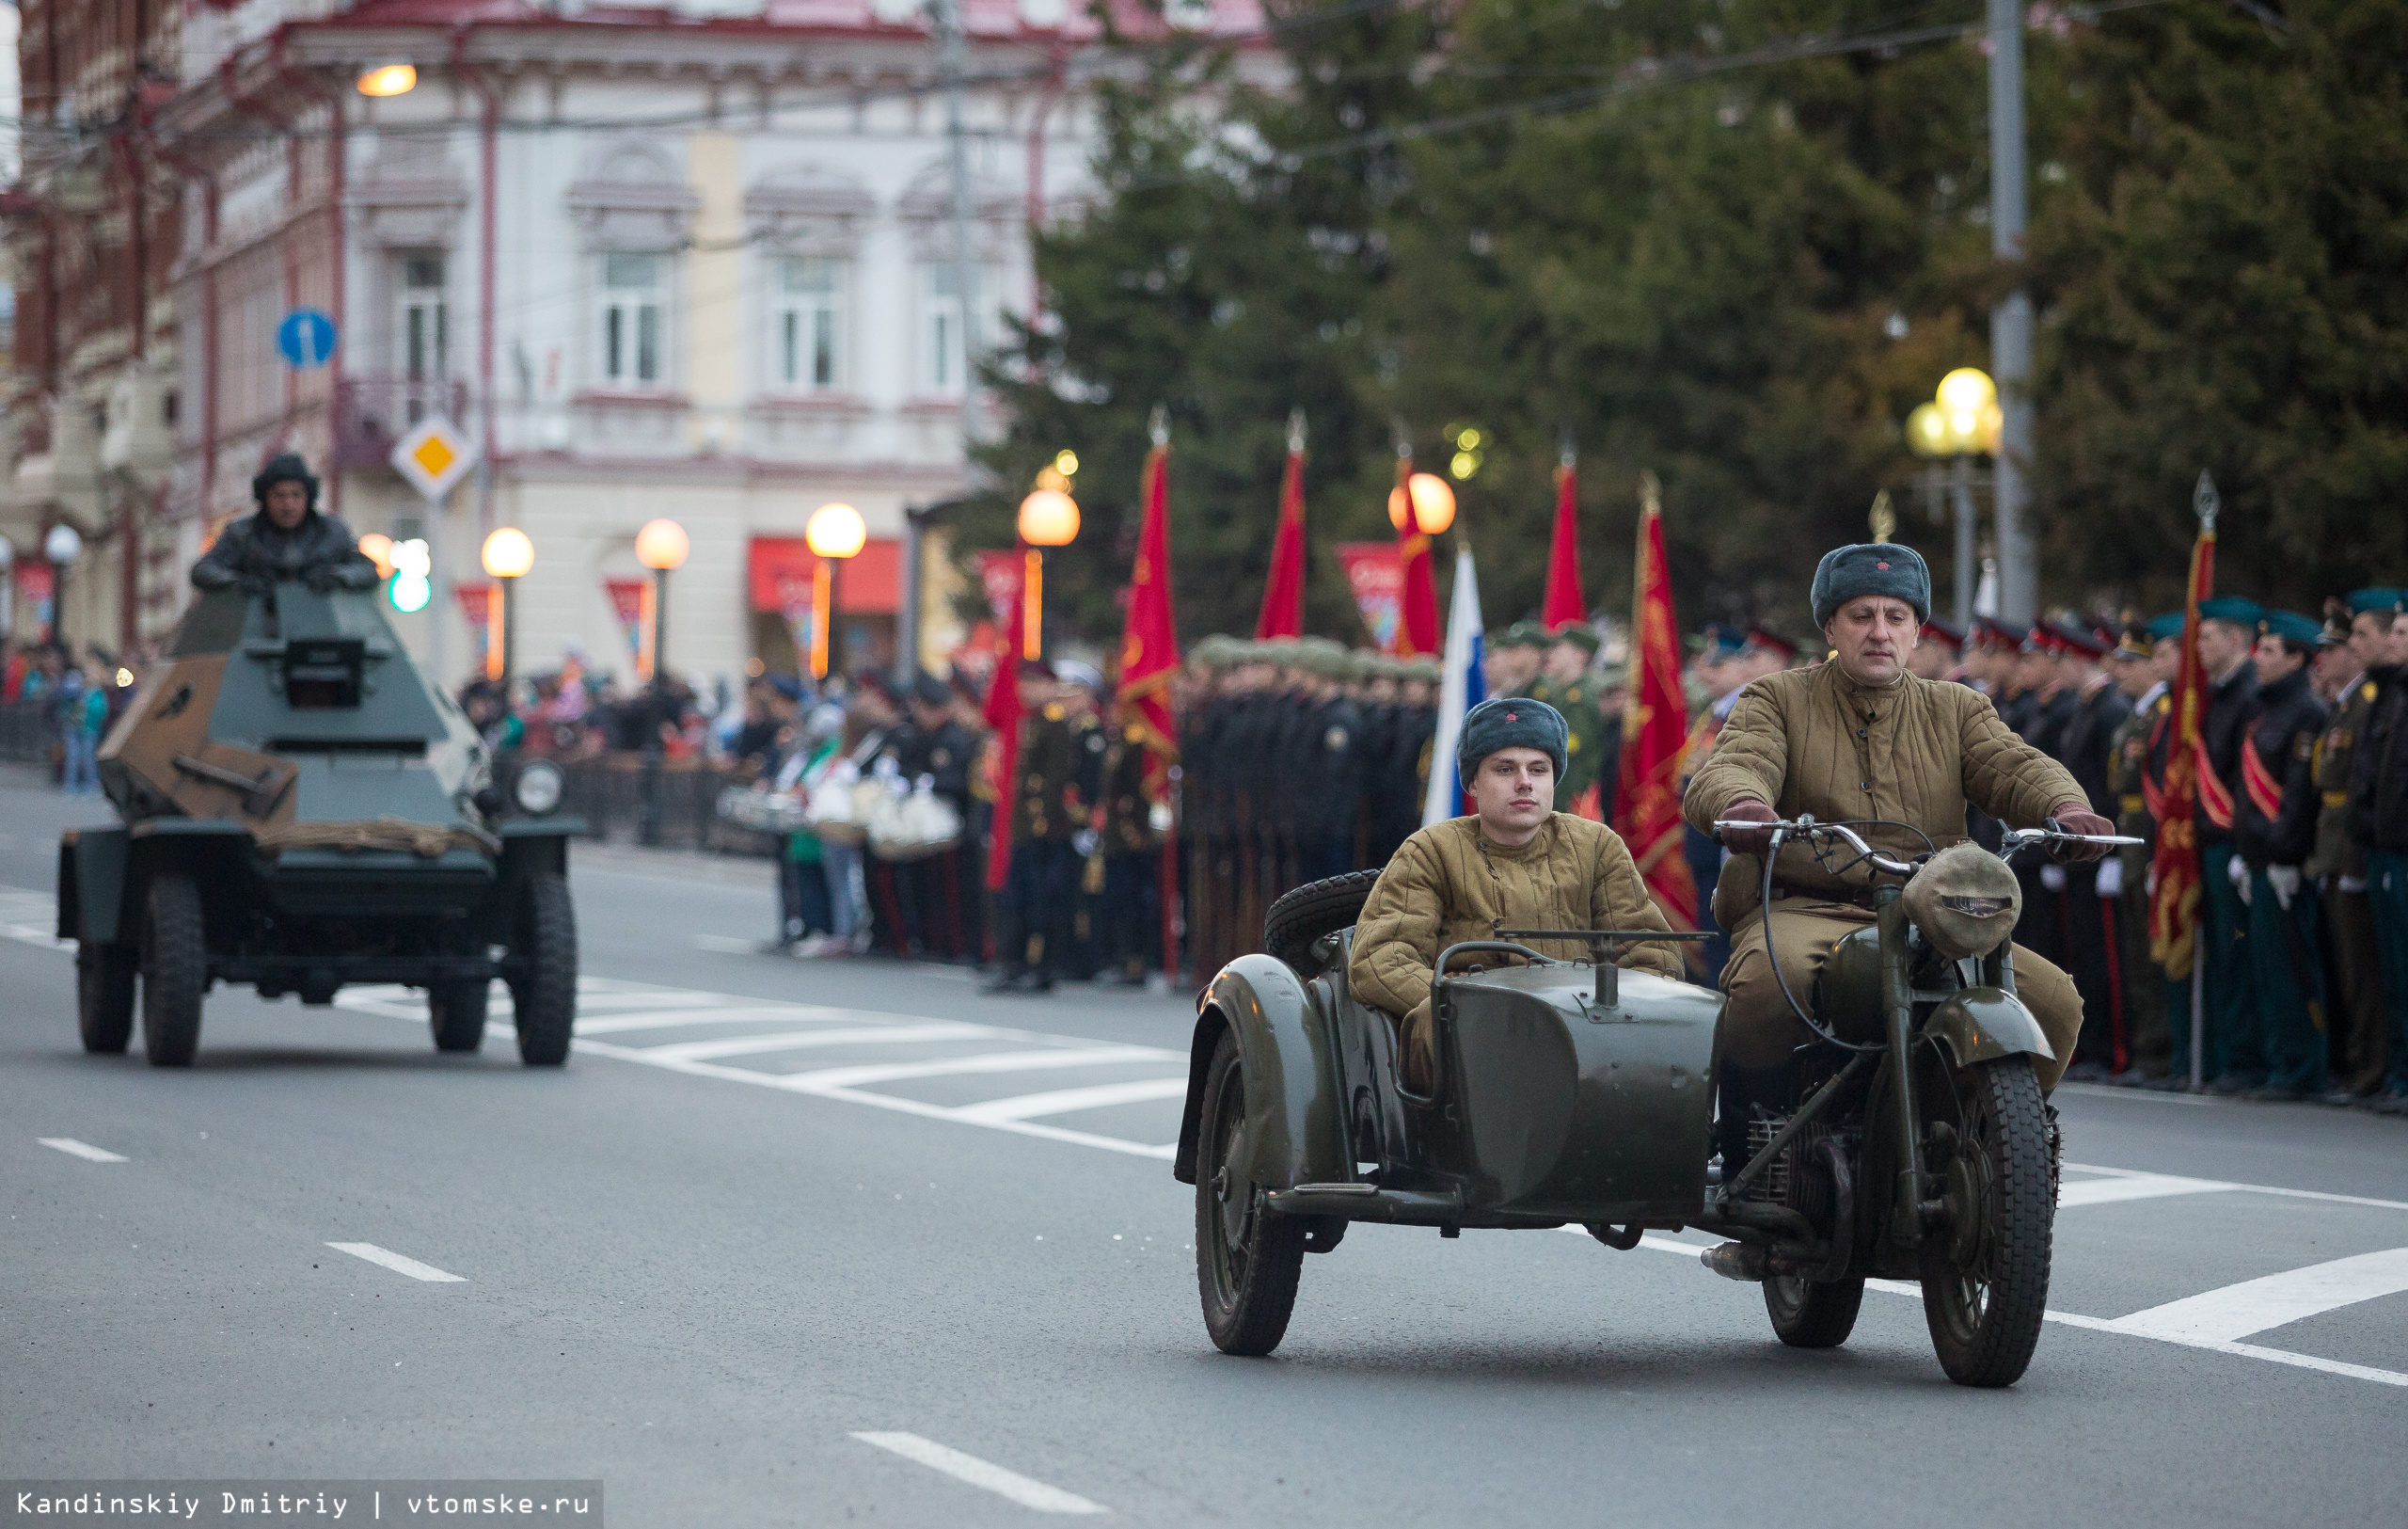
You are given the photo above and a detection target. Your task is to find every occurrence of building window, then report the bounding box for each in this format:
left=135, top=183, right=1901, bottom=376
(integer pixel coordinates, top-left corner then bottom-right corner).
left=773, top=258, right=843, bottom=391
left=922, top=263, right=998, bottom=395
left=599, top=253, right=666, bottom=387
left=395, top=253, right=448, bottom=425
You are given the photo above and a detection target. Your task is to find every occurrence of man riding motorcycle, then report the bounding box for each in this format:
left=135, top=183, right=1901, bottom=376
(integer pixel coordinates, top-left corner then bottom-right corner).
left=1681, top=543, right=2114, bottom=1165
left=1349, top=696, right=1687, bottom=1091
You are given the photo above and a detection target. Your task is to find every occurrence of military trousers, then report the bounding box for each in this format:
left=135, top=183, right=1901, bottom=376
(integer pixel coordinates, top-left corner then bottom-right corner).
left=2367, top=852, right=2408, bottom=1095
left=2198, top=839, right=2264, bottom=1082
left=2246, top=871, right=2328, bottom=1092
left=995, top=838, right=1077, bottom=977
left=1719, top=901, right=2083, bottom=1092
left=2117, top=874, right=2168, bottom=1073
left=2326, top=882, right=2386, bottom=1093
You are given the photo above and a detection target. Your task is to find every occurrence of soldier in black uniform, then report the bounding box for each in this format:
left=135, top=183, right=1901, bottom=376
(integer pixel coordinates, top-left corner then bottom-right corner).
left=2318, top=591, right=2403, bottom=1100
left=903, top=674, right=978, bottom=963
left=2345, top=595, right=2408, bottom=1112
left=2008, top=625, right=2078, bottom=974
left=1288, top=640, right=1365, bottom=884
left=982, top=662, right=1099, bottom=994
left=1178, top=637, right=1235, bottom=981
left=2046, top=621, right=2133, bottom=1078
left=2233, top=611, right=2334, bottom=1097
left=2185, top=597, right=2266, bottom=1090
left=1382, top=659, right=1439, bottom=858
left=1097, top=697, right=1165, bottom=986
left=2106, top=617, right=2178, bottom=1083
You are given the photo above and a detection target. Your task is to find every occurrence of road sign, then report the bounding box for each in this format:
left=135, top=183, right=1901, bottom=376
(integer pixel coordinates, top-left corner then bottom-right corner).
left=389, top=415, right=477, bottom=501
left=277, top=309, right=339, bottom=370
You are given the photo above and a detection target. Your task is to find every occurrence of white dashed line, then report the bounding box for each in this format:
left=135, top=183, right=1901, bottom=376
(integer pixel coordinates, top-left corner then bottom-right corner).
left=325, top=1242, right=467, bottom=1282
left=38, top=1137, right=128, bottom=1163
left=850, top=1431, right=1107, bottom=1515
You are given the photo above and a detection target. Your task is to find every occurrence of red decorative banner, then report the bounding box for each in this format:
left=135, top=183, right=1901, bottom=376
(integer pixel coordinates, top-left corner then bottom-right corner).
left=2149, top=522, right=2216, bottom=979
left=454, top=581, right=493, bottom=628
left=604, top=579, right=647, bottom=664
left=1332, top=542, right=1406, bottom=656
left=1612, top=486, right=1699, bottom=933
left=1256, top=433, right=1307, bottom=640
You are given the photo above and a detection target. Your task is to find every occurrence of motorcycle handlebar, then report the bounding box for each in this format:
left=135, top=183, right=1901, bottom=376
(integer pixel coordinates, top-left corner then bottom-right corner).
left=1712, top=813, right=2147, bottom=876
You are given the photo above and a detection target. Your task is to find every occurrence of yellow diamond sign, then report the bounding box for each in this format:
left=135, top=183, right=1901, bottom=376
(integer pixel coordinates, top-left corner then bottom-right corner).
left=390, top=414, right=477, bottom=500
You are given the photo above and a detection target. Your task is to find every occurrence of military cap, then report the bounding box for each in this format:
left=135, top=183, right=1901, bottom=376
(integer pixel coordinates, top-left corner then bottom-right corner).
left=1811, top=542, right=1930, bottom=627
left=1745, top=627, right=1798, bottom=661
left=2196, top=596, right=2262, bottom=629
left=1699, top=622, right=1750, bottom=659
left=1549, top=622, right=1602, bottom=655
left=2346, top=588, right=2406, bottom=616
left=2112, top=625, right=2154, bottom=661
left=2258, top=610, right=2327, bottom=648
left=1593, top=661, right=1631, bottom=691
left=1189, top=633, right=1240, bottom=668
left=1498, top=621, right=1549, bottom=651
left=2145, top=613, right=2187, bottom=643
left=2048, top=620, right=2110, bottom=660
left=1256, top=638, right=1301, bottom=667
left=1293, top=637, right=1352, bottom=679
left=1457, top=695, right=1567, bottom=785
left=1402, top=657, right=1442, bottom=683
left=911, top=672, right=952, bottom=709
left=853, top=669, right=901, bottom=704
left=1921, top=617, right=1965, bottom=650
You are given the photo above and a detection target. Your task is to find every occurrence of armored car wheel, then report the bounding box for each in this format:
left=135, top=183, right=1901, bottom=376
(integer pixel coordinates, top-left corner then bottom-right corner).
left=1262, top=869, right=1381, bottom=972
left=1920, top=1055, right=2053, bottom=1388
left=77, top=942, right=137, bottom=1054
left=1195, top=1027, right=1307, bottom=1355
left=1765, top=1273, right=1866, bottom=1349
left=428, top=980, right=490, bottom=1054
left=510, top=872, right=578, bottom=1067
left=140, top=873, right=207, bottom=1068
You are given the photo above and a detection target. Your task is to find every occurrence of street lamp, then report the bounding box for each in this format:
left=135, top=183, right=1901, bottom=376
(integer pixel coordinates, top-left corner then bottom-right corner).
left=1908, top=369, right=2003, bottom=626
left=43, top=523, right=82, bottom=648
left=633, top=518, right=688, bottom=683
left=1386, top=471, right=1457, bottom=536
left=480, top=527, right=534, bottom=687
left=1017, top=470, right=1080, bottom=661
left=803, top=502, right=865, bottom=679
left=356, top=62, right=417, bottom=98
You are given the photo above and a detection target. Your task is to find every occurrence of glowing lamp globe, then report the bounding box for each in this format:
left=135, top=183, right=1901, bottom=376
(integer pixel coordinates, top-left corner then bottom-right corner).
left=805, top=502, right=867, bottom=560
left=1936, top=367, right=1996, bottom=418
left=481, top=527, right=535, bottom=580
left=356, top=63, right=417, bottom=98
left=1017, top=487, right=1081, bottom=548
left=634, top=518, right=689, bottom=572
left=1385, top=471, right=1456, bottom=535
left=357, top=533, right=395, bottom=578
left=44, top=524, right=83, bottom=565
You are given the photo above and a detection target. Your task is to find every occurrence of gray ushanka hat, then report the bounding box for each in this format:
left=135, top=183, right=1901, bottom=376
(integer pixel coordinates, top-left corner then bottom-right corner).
left=1456, top=695, right=1568, bottom=787
left=1811, top=543, right=1931, bottom=628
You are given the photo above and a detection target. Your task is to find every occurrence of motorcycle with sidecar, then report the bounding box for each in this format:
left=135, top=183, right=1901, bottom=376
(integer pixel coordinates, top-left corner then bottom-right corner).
left=1172, top=816, right=2133, bottom=1388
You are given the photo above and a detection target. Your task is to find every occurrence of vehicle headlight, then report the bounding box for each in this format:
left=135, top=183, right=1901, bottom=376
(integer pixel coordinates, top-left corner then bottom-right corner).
left=515, top=759, right=564, bottom=816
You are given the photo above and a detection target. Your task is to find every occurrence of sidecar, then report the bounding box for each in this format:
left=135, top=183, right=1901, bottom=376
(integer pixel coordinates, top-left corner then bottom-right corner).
left=1172, top=870, right=1723, bottom=1354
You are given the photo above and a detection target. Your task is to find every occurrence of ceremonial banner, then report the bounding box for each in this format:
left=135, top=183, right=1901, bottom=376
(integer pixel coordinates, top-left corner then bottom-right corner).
left=1333, top=542, right=1406, bottom=656
left=975, top=549, right=1023, bottom=625
left=1395, top=454, right=1441, bottom=657
left=1256, top=414, right=1307, bottom=641
left=1613, top=475, right=1699, bottom=931
left=982, top=549, right=1028, bottom=892
left=603, top=579, right=646, bottom=666
left=1542, top=453, right=1585, bottom=631
left=1119, top=426, right=1183, bottom=975
left=1420, top=546, right=1487, bottom=828
left=2148, top=502, right=2216, bottom=980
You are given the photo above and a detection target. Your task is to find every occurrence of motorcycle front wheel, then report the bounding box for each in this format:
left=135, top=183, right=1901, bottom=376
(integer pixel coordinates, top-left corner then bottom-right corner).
left=1919, top=1054, right=2054, bottom=1388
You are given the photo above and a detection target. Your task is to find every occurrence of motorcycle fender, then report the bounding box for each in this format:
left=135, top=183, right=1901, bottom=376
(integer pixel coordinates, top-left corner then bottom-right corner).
left=1924, top=986, right=2054, bottom=1068
left=58, top=827, right=130, bottom=945
left=1172, top=955, right=1349, bottom=1192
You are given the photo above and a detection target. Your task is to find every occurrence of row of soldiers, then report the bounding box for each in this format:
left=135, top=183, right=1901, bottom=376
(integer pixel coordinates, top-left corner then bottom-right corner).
left=1931, top=590, right=2408, bottom=1108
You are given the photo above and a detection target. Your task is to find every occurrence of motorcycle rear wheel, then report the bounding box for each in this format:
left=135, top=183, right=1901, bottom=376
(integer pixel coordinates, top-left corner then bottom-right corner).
left=1765, top=1273, right=1866, bottom=1348
left=1920, top=1055, right=2053, bottom=1388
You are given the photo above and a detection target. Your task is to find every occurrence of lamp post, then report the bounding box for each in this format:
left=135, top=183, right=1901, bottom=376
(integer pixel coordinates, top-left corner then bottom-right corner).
left=0, top=534, right=14, bottom=642
left=43, top=524, right=82, bottom=649
left=1906, top=368, right=2002, bottom=627
left=633, top=518, right=688, bottom=684
left=1016, top=462, right=1080, bottom=661
left=803, top=502, right=866, bottom=680
left=480, top=527, right=533, bottom=687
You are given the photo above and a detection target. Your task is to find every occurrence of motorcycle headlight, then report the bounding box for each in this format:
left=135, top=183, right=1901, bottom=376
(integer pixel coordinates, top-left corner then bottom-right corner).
left=1901, top=843, right=2022, bottom=960
left=514, top=758, right=564, bottom=816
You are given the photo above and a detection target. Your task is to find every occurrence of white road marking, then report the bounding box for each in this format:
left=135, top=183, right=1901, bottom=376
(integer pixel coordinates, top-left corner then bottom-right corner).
left=325, top=1242, right=467, bottom=1282
left=640, top=1023, right=993, bottom=1062
left=2102, top=1247, right=2408, bottom=1345
left=954, top=1078, right=1196, bottom=1123
left=2054, top=1081, right=2213, bottom=1107
left=2057, top=1171, right=2234, bottom=1207
left=850, top=1432, right=1106, bottom=1515
left=39, top=1137, right=128, bottom=1163
left=2066, top=1161, right=2408, bottom=1214
left=786, top=1047, right=1183, bottom=1091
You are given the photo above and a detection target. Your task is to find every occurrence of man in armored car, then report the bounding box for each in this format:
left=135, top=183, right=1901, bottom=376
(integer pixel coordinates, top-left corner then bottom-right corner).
left=1682, top=543, right=2115, bottom=1116
left=192, top=453, right=380, bottom=595
left=1350, top=695, right=1687, bottom=1092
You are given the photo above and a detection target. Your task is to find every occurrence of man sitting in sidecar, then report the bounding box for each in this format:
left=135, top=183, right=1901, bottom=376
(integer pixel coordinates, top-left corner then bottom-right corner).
left=1683, top=542, right=2115, bottom=1163
left=1347, top=695, right=1690, bottom=1091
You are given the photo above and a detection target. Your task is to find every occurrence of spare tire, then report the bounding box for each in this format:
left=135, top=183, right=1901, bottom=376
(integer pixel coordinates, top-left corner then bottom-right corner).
left=1262, top=869, right=1383, bottom=972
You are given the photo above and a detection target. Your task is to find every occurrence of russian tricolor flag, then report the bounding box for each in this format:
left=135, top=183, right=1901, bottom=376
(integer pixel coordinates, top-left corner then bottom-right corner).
left=1420, top=545, right=1486, bottom=828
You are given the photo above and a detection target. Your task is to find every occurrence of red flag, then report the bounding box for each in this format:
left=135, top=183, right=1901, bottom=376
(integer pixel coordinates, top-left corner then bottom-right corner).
left=1542, top=453, right=1585, bottom=630
left=1612, top=475, right=1698, bottom=932
left=2148, top=518, right=2216, bottom=977
left=981, top=548, right=1027, bottom=892
left=1118, top=437, right=1181, bottom=788
left=1256, top=413, right=1307, bottom=641
left=1332, top=542, right=1408, bottom=655
left=1395, top=452, right=1440, bottom=657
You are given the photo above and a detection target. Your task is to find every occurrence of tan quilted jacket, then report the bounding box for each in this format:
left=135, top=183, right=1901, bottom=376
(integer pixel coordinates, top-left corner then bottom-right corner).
left=1348, top=815, right=1687, bottom=1040
left=1681, top=663, right=2087, bottom=909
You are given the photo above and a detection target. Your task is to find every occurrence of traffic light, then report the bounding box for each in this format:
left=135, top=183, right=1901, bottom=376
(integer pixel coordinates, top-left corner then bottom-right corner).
left=388, top=538, right=432, bottom=613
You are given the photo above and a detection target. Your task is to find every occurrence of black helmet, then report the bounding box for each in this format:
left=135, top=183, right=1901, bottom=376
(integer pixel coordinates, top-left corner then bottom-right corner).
left=251, top=453, right=321, bottom=512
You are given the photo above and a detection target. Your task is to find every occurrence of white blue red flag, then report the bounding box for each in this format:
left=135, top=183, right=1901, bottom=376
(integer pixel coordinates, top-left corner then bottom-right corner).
left=1421, top=545, right=1487, bottom=828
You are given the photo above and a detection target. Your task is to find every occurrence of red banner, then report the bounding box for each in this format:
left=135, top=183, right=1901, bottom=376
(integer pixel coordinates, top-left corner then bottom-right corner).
left=1118, top=441, right=1181, bottom=774
left=1612, top=490, right=1699, bottom=933
left=2149, top=525, right=2215, bottom=979
left=1333, top=542, right=1406, bottom=656
left=454, top=581, right=493, bottom=627
left=1256, top=438, right=1307, bottom=641
left=976, top=549, right=1022, bottom=625
left=15, top=562, right=55, bottom=602
left=1543, top=457, right=1585, bottom=630
left=1395, top=454, right=1439, bottom=657
left=981, top=549, right=1027, bottom=892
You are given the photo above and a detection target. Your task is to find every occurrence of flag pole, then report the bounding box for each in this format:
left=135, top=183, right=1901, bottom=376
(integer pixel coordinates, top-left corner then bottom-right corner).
left=2189, top=470, right=2218, bottom=1091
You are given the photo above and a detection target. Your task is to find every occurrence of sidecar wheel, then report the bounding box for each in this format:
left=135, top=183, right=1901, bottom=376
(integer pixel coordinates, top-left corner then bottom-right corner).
left=1195, top=1028, right=1307, bottom=1356
left=1920, top=1056, right=2053, bottom=1388
left=1764, top=1273, right=1865, bottom=1348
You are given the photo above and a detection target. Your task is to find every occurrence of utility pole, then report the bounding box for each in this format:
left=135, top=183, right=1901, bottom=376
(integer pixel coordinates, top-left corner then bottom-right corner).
left=1988, top=0, right=2037, bottom=625
left=937, top=0, right=980, bottom=454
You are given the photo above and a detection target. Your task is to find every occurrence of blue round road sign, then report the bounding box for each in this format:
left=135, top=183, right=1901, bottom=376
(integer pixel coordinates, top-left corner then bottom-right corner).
left=277, top=308, right=339, bottom=370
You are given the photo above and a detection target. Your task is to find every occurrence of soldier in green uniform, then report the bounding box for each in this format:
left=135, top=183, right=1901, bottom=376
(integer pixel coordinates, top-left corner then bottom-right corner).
left=1487, top=622, right=1547, bottom=699
left=982, top=663, right=1101, bottom=995
left=2105, top=616, right=2178, bottom=1082
left=1096, top=695, right=1166, bottom=987
left=1525, top=624, right=1609, bottom=819
left=2317, top=589, right=2404, bottom=1100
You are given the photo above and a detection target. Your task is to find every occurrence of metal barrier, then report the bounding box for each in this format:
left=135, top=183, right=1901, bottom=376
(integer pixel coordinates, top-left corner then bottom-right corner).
left=555, top=753, right=772, bottom=853
left=1, top=698, right=56, bottom=765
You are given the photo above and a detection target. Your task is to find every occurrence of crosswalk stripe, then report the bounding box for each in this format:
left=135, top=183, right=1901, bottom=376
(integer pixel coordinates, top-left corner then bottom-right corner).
left=781, top=1047, right=1181, bottom=1092
left=953, top=1077, right=1196, bottom=1123
left=2057, top=1171, right=2234, bottom=1207
left=2102, top=1247, right=2408, bottom=1345
left=639, top=1023, right=992, bottom=1062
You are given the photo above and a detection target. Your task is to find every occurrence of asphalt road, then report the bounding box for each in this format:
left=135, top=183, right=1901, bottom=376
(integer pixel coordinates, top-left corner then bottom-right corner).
left=5, top=774, right=2406, bottom=1527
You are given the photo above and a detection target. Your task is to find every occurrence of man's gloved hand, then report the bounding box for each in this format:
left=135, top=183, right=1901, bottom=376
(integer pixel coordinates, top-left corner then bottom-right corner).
left=2040, top=864, right=2067, bottom=893
left=305, top=565, right=341, bottom=594
left=2229, top=854, right=2252, bottom=907
left=2267, top=865, right=2302, bottom=912
left=2049, top=808, right=2116, bottom=862
left=2095, top=856, right=2123, bottom=898
left=1717, top=799, right=1779, bottom=856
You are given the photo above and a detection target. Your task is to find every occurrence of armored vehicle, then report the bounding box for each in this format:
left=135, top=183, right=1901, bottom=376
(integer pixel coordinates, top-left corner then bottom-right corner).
left=56, top=581, right=579, bottom=1067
